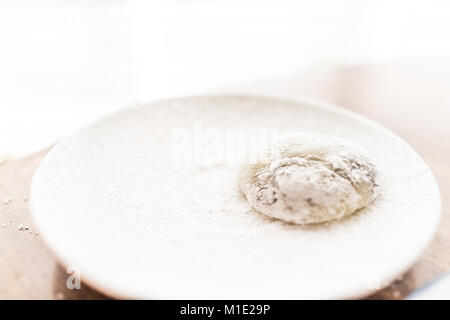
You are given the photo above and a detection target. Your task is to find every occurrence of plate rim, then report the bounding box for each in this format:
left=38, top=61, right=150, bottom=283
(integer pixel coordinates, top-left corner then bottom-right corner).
left=29, top=93, right=442, bottom=299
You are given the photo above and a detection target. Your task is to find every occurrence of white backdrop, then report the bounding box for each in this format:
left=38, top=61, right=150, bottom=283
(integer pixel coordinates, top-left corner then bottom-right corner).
left=1, top=0, right=449, bottom=156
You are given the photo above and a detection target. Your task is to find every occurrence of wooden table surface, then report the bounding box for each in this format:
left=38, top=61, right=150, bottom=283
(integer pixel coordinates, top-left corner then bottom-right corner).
left=1, top=61, right=449, bottom=299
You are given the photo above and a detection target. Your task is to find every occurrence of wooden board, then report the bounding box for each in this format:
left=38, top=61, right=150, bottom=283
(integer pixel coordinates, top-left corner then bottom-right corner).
left=1, top=61, right=449, bottom=299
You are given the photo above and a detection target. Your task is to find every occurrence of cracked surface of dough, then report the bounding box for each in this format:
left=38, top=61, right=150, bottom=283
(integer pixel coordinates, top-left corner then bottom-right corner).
left=239, top=134, right=380, bottom=224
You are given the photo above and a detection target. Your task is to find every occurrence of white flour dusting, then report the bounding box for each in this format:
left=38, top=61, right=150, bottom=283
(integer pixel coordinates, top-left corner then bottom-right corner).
left=239, top=134, right=380, bottom=224
left=30, top=95, right=441, bottom=299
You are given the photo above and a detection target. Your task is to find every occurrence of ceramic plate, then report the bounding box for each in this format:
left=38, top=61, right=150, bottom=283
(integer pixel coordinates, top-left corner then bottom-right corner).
left=30, top=95, right=441, bottom=299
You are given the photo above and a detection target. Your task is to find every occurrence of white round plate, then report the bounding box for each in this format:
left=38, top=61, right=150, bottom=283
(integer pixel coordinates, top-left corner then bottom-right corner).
left=30, top=95, right=441, bottom=299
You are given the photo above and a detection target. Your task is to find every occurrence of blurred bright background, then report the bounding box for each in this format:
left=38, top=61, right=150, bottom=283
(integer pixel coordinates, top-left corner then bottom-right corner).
left=1, top=0, right=450, bottom=156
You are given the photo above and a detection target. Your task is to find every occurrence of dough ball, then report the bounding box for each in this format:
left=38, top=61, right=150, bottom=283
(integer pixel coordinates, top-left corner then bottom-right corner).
left=238, top=134, right=380, bottom=225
